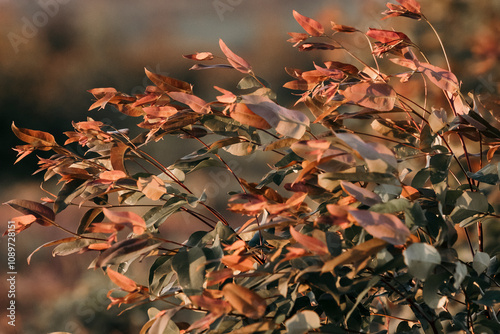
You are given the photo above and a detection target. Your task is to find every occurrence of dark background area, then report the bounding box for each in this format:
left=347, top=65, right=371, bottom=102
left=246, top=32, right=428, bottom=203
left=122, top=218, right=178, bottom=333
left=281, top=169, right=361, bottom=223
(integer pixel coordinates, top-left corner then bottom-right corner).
left=0, top=0, right=498, bottom=333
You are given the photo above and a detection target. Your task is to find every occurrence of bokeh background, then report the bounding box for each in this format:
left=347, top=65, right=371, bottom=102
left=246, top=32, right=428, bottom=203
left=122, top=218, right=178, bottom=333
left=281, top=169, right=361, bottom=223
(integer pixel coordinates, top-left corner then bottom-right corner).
left=1, top=0, right=498, bottom=333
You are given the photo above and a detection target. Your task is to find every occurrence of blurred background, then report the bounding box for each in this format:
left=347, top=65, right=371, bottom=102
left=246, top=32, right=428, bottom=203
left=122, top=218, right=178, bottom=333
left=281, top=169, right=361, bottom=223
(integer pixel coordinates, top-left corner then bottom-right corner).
left=0, top=0, right=498, bottom=333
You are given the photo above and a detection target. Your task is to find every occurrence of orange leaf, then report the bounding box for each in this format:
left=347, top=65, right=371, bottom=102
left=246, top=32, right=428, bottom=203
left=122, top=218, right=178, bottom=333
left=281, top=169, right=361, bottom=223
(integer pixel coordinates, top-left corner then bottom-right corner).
left=292, top=10, right=324, bottom=37
left=289, top=226, right=329, bottom=255
left=229, top=103, right=271, bottom=130
left=99, top=170, right=127, bottom=182
left=214, top=86, right=237, bottom=104
left=12, top=122, right=57, bottom=151
left=219, top=39, right=252, bottom=73
left=4, top=214, right=37, bottom=235
left=222, top=283, right=267, bottom=319
left=222, top=253, right=256, bottom=272
left=206, top=268, right=234, bottom=286
left=137, top=175, right=166, bottom=201
left=107, top=268, right=138, bottom=292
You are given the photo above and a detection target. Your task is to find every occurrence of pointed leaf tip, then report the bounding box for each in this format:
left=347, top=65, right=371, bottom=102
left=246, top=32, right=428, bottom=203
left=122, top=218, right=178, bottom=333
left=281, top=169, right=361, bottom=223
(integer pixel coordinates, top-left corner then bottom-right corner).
left=293, top=10, right=324, bottom=37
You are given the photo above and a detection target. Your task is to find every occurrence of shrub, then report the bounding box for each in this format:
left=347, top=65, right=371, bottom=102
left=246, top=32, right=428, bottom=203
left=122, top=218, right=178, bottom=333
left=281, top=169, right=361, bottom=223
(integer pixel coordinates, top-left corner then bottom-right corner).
left=6, top=0, right=500, bottom=333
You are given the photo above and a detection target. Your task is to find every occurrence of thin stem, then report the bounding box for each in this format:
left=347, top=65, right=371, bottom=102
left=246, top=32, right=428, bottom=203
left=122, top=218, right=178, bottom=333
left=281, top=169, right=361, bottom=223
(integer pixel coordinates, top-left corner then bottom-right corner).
left=422, top=15, right=451, bottom=71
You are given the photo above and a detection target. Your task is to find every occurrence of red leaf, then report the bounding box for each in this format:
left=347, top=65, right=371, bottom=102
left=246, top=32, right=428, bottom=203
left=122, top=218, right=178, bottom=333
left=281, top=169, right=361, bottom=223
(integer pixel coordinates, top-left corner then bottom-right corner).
left=183, top=52, right=214, bottom=61
left=287, top=32, right=309, bottom=46
left=168, top=92, right=211, bottom=114
left=366, top=28, right=411, bottom=44
left=219, top=39, right=252, bottom=73
left=342, top=82, right=396, bottom=111
left=396, top=0, right=421, bottom=14
left=107, top=268, right=138, bottom=292
left=293, top=10, right=324, bottom=37
left=222, top=253, right=256, bottom=272
left=289, top=226, right=329, bottom=255
left=340, top=181, right=382, bottom=206
left=190, top=294, right=232, bottom=316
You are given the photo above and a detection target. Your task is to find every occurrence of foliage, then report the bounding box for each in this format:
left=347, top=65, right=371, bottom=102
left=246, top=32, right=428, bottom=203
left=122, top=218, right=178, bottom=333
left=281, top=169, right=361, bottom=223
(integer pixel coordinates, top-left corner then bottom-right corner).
left=6, top=0, right=500, bottom=333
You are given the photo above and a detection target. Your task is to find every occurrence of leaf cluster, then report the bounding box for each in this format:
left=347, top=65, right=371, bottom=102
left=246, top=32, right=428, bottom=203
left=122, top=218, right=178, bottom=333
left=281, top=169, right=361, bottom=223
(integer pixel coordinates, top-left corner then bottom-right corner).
left=6, top=0, right=500, bottom=333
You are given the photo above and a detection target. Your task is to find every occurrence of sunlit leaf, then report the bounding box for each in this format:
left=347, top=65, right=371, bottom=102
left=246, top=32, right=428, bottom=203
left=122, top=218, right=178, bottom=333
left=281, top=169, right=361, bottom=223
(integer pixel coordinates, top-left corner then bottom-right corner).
left=12, top=122, right=57, bottom=151
left=341, top=181, right=382, bottom=206
left=107, top=268, right=138, bottom=292
left=219, top=39, right=252, bottom=73
left=5, top=199, right=55, bottom=226
left=168, top=91, right=211, bottom=114
left=183, top=52, right=214, bottom=61
left=292, top=10, right=324, bottom=37
left=322, top=238, right=387, bottom=273
left=403, top=243, right=441, bottom=280
left=284, top=310, right=321, bottom=334
left=241, top=95, right=310, bottom=139
left=417, top=62, right=459, bottom=93
left=289, top=226, right=329, bottom=255
left=145, top=68, right=192, bottom=93
left=342, top=82, right=396, bottom=111
left=348, top=209, right=410, bottom=245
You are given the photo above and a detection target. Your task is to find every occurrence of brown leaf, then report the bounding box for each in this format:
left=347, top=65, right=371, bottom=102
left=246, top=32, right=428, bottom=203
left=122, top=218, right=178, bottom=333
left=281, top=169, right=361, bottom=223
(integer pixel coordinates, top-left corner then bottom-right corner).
left=298, top=43, right=337, bottom=51
left=287, top=32, right=309, bottom=46
left=145, top=68, right=192, bottom=93
left=342, top=82, right=396, bottom=111
left=348, top=209, right=411, bottom=245
left=331, top=22, right=358, bottom=33
left=168, top=92, right=211, bottom=114
left=293, top=10, right=324, bottom=37
left=190, top=293, right=232, bottom=316
left=206, top=268, right=234, bottom=286
left=222, top=283, right=267, bottom=319
left=95, top=238, right=161, bottom=268
left=396, top=0, right=421, bottom=14
left=110, top=142, right=129, bottom=173
left=219, top=39, right=252, bottom=73
left=12, top=122, right=57, bottom=151
left=322, top=238, right=387, bottom=273
left=183, top=52, right=214, bottom=61
left=107, top=268, right=138, bottom=292
left=289, top=226, right=329, bottom=255
left=5, top=199, right=55, bottom=226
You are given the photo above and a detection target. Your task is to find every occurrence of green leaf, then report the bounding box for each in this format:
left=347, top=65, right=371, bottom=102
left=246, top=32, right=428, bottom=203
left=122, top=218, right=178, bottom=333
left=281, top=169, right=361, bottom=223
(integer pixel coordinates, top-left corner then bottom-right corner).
left=474, top=290, right=500, bottom=307
left=54, top=179, right=86, bottom=213
left=237, top=75, right=270, bottom=89
left=171, top=246, right=206, bottom=295
left=423, top=272, right=450, bottom=308
left=429, top=153, right=452, bottom=203
left=466, top=163, right=499, bottom=185
left=52, top=233, right=107, bottom=257
left=370, top=198, right=411, bottom=214
left=403, top=243, right=441, bottom=280
left=473, top=251, right=490, bottom=274
left=95, top=237, right=161, bottom=268
left=144, top=197, right=188, bottom=229
left=450, top=192, right=489, bottom=225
